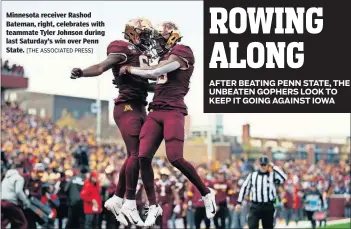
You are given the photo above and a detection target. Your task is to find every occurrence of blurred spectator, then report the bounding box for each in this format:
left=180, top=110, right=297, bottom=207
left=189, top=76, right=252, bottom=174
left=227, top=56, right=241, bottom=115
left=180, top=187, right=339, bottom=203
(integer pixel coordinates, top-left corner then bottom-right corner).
left=1, top=101, right=350, bottom=228
left=282, top=188, right=293, bottom=226
left=24, top=163, right=45, bottom=229
left=40, top=183, right=60, bottom=229
left=55, top=171, right=69, bottom=229
left=187, top=167, right=212, bottom=229
left=64, top=169, right=85, bottom=229
left=345, top=196, right=351, bottom=218
left=1, top=59, right=25, bottom=76
left=1, top=163, right=30, bottom=229
left=80, top=171, right=102, bottom=229
left=212, top=170, right=230, bottom=229
left=103, top=165, right=121, bottom=229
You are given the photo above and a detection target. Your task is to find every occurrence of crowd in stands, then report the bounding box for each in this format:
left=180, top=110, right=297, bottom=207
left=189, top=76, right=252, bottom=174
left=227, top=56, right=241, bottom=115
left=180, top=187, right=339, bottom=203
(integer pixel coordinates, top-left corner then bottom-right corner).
left=1, top=101, right=350, bottom=229
left=1, top=59, right=25, bottom=77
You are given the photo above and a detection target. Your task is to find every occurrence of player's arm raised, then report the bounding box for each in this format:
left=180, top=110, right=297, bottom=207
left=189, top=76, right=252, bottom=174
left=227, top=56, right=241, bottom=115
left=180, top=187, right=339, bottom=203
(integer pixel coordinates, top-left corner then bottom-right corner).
left=120, top=54, right=186, bottom=80
left=70, top=54, right=126, bottom=79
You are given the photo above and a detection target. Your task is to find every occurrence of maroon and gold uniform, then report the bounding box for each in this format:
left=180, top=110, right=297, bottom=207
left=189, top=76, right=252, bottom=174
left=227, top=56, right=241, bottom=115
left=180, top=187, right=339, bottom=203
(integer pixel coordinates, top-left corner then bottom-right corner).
left=138, top=44, right=194, bottom=163
left=156, top=180, right=176, bottom=229
left=107, top=40, right=150, bottom=106
left=212, top=179, right=232, bottom=229
left=212, top=181, right=232, bottom=205
left=107, top=40, right=151, bottom=198
left=149, top=44, right=194, bottom=115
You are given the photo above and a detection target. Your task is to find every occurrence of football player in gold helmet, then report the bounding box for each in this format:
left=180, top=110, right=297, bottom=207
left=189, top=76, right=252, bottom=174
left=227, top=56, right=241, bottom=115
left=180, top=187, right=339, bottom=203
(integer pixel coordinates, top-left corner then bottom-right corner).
left=71, top=18, right=154, bottom=227
left=120, top=22, right=217, bottom=227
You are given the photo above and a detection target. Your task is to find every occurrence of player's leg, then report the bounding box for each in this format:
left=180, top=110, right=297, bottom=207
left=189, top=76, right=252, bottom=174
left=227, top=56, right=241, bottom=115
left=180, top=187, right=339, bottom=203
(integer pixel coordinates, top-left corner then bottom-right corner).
left=163, top=111, right=216, bottom=219
left=123, top=103, right=147, bottom=200
left=138, top=113, right=164, bottom=226
left=105, top=103, right=145, bottom=226
left=112, top=104, right=130, bottom=199
left=120, top=104, right=147, bottom=228
left=122, top=113, right=163, bottom=226
left=138, top=114, right=164, bottom=205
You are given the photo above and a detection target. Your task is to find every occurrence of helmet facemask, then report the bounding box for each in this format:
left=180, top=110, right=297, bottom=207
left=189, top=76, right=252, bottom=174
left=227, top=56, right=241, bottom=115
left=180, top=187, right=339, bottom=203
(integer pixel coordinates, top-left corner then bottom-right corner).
left=124, top=26, right=152, bottom=51
left=151, top=22, right=182, bottom=58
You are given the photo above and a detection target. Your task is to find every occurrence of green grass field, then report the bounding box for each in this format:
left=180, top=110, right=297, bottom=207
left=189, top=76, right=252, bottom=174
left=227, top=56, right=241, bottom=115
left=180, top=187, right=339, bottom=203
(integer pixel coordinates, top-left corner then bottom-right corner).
left=322, top=222, right=351, bottom=229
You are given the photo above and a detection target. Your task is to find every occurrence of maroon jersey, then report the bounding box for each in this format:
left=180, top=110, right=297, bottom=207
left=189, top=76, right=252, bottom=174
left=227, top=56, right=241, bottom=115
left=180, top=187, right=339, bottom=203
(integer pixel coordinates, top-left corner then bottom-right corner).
left=156, top=179, right=175, bottom=204
left=187, top=180, right=212, bottom=208
left=229, top=187, right=240, bottom=205
left=107, top=40, right=150, bottom=105
left=213, top=181, right=231, bottom=204
left=24, top=175, right=42, bottom=199
left=175, top=180, right=186, bottom=201
left=149, top=44, right=195, bottom=115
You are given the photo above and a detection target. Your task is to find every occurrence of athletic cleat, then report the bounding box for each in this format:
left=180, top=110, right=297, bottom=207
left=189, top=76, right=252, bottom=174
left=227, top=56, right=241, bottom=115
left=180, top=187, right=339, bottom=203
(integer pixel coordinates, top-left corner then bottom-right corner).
left=144, top=204, right=163, bottom=227
left=104, top=195, right=128, bottom=226
left=202, top=188, right=216, bottom=219
left=121, top=204, right=144, bottom=227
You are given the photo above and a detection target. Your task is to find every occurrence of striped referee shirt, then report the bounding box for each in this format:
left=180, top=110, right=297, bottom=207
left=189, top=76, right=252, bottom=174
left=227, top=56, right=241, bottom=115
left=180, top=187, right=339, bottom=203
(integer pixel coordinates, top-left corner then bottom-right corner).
left=237, top=165, right=287, bottom=204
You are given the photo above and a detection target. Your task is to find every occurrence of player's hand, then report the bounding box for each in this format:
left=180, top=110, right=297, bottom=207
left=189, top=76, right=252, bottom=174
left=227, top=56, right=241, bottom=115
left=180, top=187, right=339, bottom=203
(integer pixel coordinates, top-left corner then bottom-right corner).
left=235, top=204, right=242, bottom=212
left=119, top=65, right=131, bottom=75
left=71, top=68, right=83, bottom=79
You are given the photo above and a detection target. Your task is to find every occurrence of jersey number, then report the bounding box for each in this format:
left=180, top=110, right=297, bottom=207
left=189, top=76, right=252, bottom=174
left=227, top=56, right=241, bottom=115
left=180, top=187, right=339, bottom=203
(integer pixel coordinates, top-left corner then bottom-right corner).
left=139, top=55, right=149, bottom=67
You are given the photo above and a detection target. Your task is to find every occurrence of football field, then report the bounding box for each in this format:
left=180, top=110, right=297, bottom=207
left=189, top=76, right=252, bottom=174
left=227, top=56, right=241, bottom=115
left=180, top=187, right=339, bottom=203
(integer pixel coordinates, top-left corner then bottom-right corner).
left=322, top=222, right=351, bottom=229
left=274, top=218, right=351, bottom=229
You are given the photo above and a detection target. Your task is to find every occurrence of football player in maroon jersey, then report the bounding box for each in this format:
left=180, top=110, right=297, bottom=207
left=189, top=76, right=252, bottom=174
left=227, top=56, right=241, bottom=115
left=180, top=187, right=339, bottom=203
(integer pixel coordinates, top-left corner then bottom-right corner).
left=155, top=168, right=181, bottom=229
left=119, top=22, right=216, bottom=226
left=70, top=18, right=154, bottom=227
left=186, top=167, right=212, bottom=229
left=212, top=170, right=231, bottom=229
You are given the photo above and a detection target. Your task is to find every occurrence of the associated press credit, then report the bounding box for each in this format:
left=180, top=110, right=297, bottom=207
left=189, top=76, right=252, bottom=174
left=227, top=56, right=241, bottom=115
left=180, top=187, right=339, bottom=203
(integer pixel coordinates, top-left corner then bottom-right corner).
left=4, top=12, right=106, bottom=55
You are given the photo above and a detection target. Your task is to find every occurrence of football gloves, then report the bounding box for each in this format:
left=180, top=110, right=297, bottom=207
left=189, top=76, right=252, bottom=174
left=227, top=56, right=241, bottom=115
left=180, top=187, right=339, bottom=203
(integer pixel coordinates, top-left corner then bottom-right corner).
left=70, top=68, right=83, bottom=79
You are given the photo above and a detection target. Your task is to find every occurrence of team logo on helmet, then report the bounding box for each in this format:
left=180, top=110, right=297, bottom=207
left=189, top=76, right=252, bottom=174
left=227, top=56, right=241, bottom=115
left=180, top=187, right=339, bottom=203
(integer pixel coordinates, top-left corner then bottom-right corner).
left=153, top=21, right=182, bottom=56
left=124, top=17, right=153, bottom=51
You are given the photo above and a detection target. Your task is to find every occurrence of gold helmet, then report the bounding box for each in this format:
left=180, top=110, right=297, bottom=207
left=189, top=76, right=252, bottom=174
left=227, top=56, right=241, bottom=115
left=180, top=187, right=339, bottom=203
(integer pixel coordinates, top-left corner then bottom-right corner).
left=124, top=18, right=153, bottom=51
left=153, top=21, right=182, bottom=56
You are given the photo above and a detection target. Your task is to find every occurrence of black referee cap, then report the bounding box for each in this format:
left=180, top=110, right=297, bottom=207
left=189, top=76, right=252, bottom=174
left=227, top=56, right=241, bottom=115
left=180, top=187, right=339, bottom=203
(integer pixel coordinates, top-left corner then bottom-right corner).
left=259, top=156, right=269, bottom=165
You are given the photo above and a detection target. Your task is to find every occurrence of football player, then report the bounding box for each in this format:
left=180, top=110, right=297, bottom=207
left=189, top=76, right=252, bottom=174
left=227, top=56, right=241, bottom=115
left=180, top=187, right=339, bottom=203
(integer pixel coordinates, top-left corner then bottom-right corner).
left=155, top=168, right=181, bottom=229
left=70, top=18, right=154, bottom=227
left=119, top=22, right=216, bottom=227
left=212, top=170, right=231, bottom=229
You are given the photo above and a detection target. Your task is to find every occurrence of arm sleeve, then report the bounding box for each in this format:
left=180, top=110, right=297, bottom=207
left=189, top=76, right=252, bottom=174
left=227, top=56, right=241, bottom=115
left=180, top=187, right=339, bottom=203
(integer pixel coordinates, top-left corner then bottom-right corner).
left=130, top=61, right=181, bottom=79
left=237, top=173, right=252, bottom=204
left=15, top=177, right=29, bottom=204
left=273, top=165, right=287, bottom=184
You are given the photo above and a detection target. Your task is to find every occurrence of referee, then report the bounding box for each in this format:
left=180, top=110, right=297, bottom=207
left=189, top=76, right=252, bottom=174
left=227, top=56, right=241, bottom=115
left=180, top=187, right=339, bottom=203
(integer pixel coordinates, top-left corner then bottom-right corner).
left=235, top=156, right=287, bottom=229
